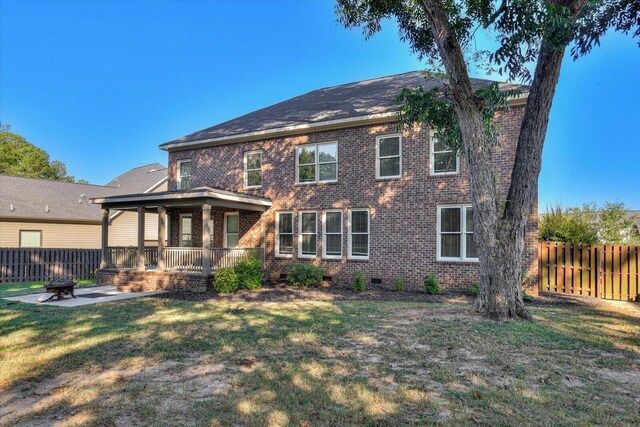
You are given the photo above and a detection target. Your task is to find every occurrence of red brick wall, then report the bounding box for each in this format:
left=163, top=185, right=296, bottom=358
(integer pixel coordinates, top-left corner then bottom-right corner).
left=166, top=105, right=538, bottom=292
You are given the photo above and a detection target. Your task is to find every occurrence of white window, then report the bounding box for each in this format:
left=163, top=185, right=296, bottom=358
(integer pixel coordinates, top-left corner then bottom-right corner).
left=437, top=205, right=478, bottom=262
left=244, top=151, right=262, bottom=188
left=224, top=212, right=239, bottom=248
left=179, top=214, right=193, bottom=247
left=275, top=211, right=294, bottom=257
left=20, top=230, right=41, bottom=248
left=376, top=135, right=402, bottom=179
left=177, top=160, right=192, bottom=189
left=298, top=211, right=317, bottom=258
left=430, top=131, right=459, bottom=175
left=322, top=210, right=343, bottom=259
left=296, top=142, right=337, bottom=184
left=348, top=209, right=369, bottom=259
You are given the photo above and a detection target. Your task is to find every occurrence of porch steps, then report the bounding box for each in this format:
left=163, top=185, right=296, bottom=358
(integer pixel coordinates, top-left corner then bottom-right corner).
left=116, top=281, right=148, bottom=293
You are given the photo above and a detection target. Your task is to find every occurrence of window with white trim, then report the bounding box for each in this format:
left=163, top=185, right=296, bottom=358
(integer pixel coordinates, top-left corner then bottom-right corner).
left=275, top=211, right=294, bottom=257
left=376, top=135, right=401, bottom=178
left=348, top=209, right=369, bottom=259
left=224, top=212, right=239, bottom=248
left=437, top=205, right=477, bottom=261
left=296, top=142, right=337, bottom=184
left=298, top=211, right=317, bottom=257
left=20, top=230, right=41, bottom=248
left=179, top=214, right=193, bottom=247
left=177, top=160, right=192, bottom=189
left=430, top=131, right=459, bottom=175
left=244, top=151, right=262, bottom=188
left=323, top=210, right=343, bottom=258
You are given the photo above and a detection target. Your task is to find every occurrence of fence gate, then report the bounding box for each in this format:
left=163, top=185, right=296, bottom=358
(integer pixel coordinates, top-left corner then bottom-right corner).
left=538, top=241, right=639, bottom=302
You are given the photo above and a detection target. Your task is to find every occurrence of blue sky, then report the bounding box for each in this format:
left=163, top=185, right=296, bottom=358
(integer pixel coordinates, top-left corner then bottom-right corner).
left=1, top=0, right=638, bottom=210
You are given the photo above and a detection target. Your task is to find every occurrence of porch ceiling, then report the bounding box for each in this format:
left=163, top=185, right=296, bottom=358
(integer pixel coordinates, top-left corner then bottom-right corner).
left=90, top=186, right=272, bottom=212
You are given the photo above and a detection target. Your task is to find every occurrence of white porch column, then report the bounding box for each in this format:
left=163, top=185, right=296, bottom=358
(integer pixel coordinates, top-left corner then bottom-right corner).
left=136, top=207, right=146, bottom=271
left=100, top=208, right=109, bottom=269
left=157, top=206, right=166, bottom=271
left=202, top=204, right=212, bottom=276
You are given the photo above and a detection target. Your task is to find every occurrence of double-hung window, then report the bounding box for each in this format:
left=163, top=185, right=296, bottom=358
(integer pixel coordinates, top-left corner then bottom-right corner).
left=296, top=142, right=337, bottom=184
left=275, top=211, right=294, bottom=257
left=348, top=209, right=370, bottom=259
left=179, top=214, right=193, bottom=247
left=323, top=210, right=343, bottom=259
left=437, top=205, right=477, bottom=261
left=376, top=135, right=402, bottom=179
left=298, top=211, right=317, bottom=257
left=224, top=212, right=240, bottom=248
left=430, top=131, right=459, bottom=175
left=177, top=160, right=192, bottom=189
left=244, top=151, right=262, bottom=188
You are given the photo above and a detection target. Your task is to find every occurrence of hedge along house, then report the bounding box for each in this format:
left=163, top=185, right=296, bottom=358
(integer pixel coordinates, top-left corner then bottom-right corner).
left=91, top=71, right=538, bottom=293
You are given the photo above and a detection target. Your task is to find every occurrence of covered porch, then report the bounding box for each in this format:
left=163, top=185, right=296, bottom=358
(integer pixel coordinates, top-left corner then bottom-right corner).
left=91, top=187, right=271, bottom=277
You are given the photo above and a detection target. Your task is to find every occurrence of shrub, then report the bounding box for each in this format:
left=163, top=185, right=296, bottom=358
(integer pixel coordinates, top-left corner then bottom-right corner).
left=234, top=256, right=263, bottom=290
left=523, top=290, right=535, bottom=302
left=213, top=268, right=239, bottom=293
left=286, top=264, right=324, bottom=287
left=423, top=275, right=440, bottom=294
left=470, top=282, right=479, bottom=296
left=393, top=278, right=404, bottom=291
left=351, top=270, right=366, bottom=291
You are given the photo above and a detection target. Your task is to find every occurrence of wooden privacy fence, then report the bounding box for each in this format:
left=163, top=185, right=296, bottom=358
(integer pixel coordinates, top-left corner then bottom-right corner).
left=539, top=241, right=639, bottom=301
left=0, top=248, right=101, bottom=283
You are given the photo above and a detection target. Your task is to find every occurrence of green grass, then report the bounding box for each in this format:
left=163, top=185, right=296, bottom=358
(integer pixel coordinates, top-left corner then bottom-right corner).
left=0, top=280, right=97, bottom=298
left=0, top=291, right=638, bottom=426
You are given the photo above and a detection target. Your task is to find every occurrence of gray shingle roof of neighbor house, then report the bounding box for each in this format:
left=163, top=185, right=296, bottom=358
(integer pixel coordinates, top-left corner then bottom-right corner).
left=0, top=163, right=167, bottom=223
left=161, top=70, right=529, bottom=150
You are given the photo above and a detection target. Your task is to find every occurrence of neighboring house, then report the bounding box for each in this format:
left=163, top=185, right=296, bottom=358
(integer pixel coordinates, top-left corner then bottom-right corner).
left=0, top=164, right=167, bottom=248
left=92, top=71, right=538, bottom=292
left=626, top=210, right=640, bottom=240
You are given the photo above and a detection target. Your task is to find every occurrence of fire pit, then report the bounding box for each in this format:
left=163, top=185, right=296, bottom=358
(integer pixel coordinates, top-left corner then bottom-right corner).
left=39, top=278, right=77, bottom=303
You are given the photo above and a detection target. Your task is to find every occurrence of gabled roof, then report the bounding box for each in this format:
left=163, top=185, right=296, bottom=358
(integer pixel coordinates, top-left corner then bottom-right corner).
left=161, top=70, right=528, bottom=151
left=0, top=164, right=167, bottom=223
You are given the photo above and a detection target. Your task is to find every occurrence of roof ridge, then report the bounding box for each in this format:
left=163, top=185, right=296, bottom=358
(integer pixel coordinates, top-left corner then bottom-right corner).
left=0, top=174, right=110, bottom=189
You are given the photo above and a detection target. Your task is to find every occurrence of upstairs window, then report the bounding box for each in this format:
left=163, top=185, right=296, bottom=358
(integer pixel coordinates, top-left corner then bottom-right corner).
left=430, top=131, right=459, bottom=175
left=177, top=160, right=192, bottom=190
left=296, top=142, right=337, bottom=184
left=244, top=151, right=262, bottom=188
left=437, top=205, right=477, bottom=261
left=376, top=135, right=402, bottom=179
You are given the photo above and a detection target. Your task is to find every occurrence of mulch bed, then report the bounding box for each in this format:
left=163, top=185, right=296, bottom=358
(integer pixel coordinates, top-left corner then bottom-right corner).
left=156, top=282, right=468, bottom=304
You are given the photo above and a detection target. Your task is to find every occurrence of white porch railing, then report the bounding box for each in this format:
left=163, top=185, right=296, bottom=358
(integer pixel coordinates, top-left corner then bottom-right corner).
left=164, top=247, right=265, bottom=273
left=106, top=246, right=158, bottom=268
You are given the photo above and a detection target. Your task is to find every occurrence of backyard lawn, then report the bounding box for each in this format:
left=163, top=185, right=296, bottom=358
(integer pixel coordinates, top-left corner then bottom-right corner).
left=0, top=284, right=638, bottom=426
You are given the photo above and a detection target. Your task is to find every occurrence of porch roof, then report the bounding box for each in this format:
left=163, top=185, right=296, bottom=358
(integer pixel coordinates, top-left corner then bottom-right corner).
left=90, top=186, right=272, bottom=212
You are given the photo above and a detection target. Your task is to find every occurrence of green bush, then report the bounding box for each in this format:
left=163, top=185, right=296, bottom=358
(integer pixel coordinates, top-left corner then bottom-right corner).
left=423, top=275, right=440, bottom=294
left=470, top=282, right=479, bottom=296
left=213, top=268, right=239, bottom=293
left=523, top=290, right=535, bottom=302
left=234, top=256, right=263, bottom=290
left=286, top=264, right=324, bottom=287
left=393, top=278, right=404, bottom=291
left=351, top=270, right=366, bottom=291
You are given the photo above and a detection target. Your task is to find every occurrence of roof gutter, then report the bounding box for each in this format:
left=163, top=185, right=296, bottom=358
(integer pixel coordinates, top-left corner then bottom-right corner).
left=160, top=93, right=529, bottom=152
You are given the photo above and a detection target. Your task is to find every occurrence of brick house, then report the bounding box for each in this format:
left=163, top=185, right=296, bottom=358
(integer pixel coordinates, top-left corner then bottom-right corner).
left=93, top=71, right=538, bottom=293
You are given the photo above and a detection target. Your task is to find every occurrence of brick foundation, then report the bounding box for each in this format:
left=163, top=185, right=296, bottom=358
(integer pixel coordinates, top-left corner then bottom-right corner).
left=97, top=269, right=212, bottom=293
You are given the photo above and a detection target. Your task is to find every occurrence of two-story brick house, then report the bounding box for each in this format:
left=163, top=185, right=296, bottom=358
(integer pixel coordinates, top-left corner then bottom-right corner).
left=93, top=71, right=538, bottom=293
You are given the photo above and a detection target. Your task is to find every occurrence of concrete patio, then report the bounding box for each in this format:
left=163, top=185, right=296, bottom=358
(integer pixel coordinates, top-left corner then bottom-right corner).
left=3, top=285, right=166, bottom=307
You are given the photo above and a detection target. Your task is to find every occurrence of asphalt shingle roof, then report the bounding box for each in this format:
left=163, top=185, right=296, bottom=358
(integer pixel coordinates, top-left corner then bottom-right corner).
left=162, top=71, right=527, bottom=147
left=0, top=164, right=167, bottom=222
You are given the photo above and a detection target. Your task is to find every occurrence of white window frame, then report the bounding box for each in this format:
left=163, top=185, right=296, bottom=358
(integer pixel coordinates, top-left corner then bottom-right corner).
left=348, top=208, right=370, bottom=260
left=19, top=230, right=42, bottom=248
left=436, top=204, right=478, bottom=262
left=179, top=214, right=193, bottom=247
left=295, top=142, right=338, bottom=184
left=375, top=134, right=402, bottom=179
left=430, top=130, right=459, bottom=176
left=298, top=210, right=318, bottom=258
left=177, top=159, right=192, bottom=190
left=322, top=209, right=343, bottom=259
left=223, top=212, right=240, bottom=248
left=275, top=211, right=294, bottom=258
left=243, top=150, right=262, bottom=189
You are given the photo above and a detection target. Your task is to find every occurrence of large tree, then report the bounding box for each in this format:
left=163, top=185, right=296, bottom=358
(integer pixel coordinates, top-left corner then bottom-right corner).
left=336, top=0, right=639, bottom=319
left=0, top=124, right=86, bottom=183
